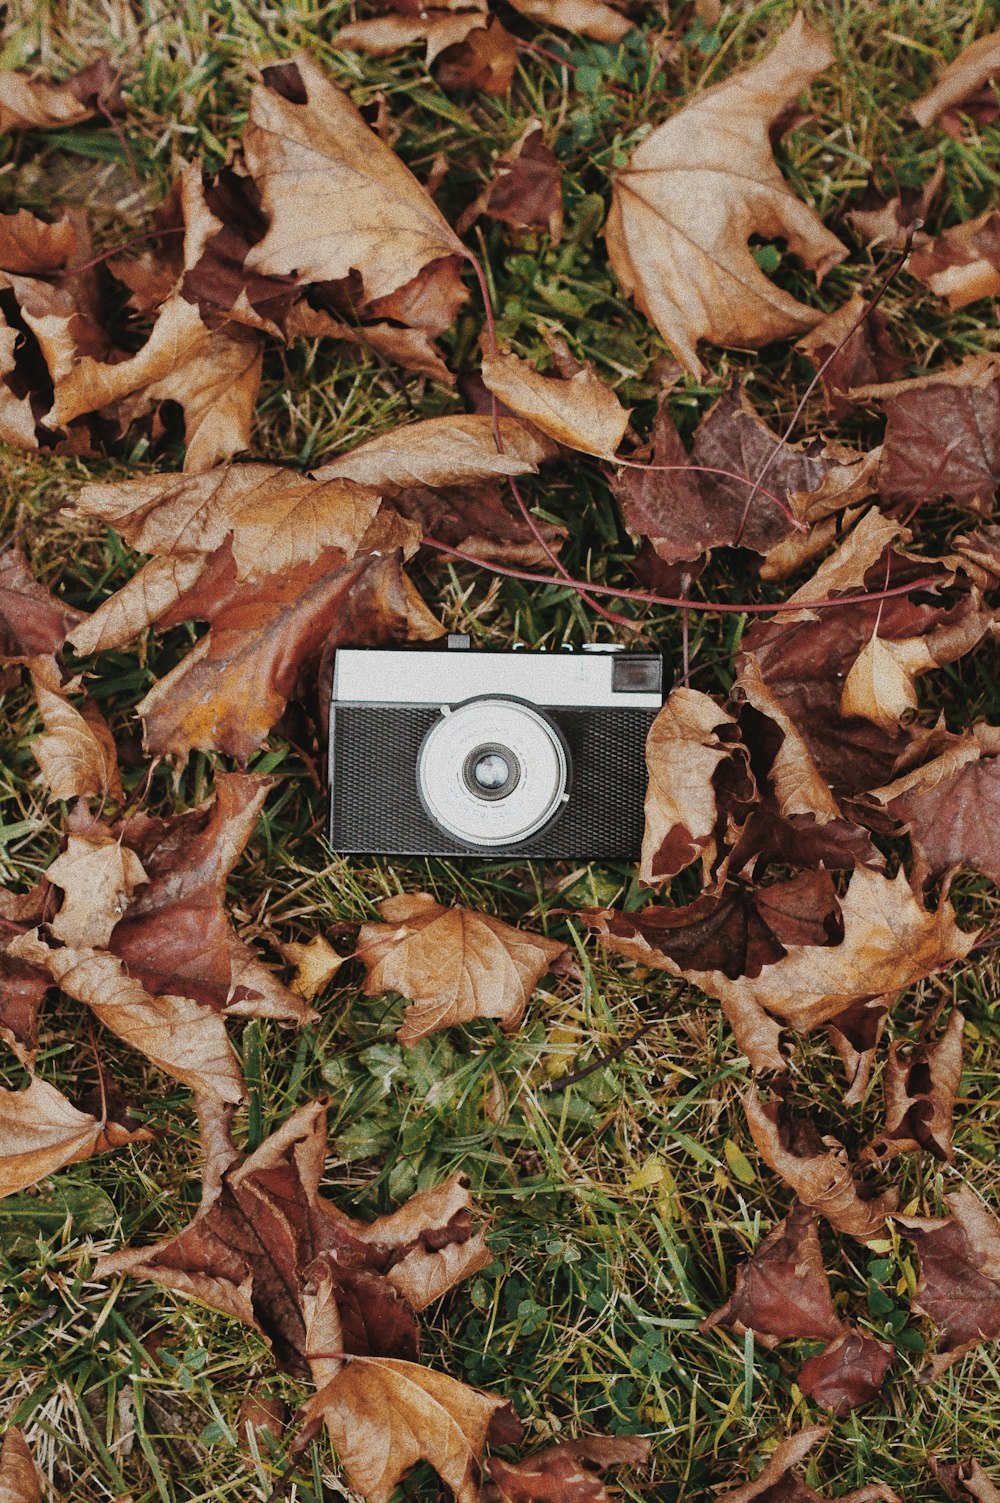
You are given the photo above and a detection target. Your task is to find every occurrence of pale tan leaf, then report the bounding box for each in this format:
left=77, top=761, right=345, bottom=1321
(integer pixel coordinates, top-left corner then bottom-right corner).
left=29, top=656, right=123, bottom=804
left=279, top=935, right=345, bottom=999
left=243, top=54, right=465, bottom=303
left=47, top=831, right=148, bottom=949
left=735, top=653, right=840, bottom=820
left=337, top=12, right=487, bottom=64
left=9, top=931, right=244, bottom=1103
left=67, top=555, right=208, bottom=656
left=841, top=607, right=994, bottom=733
left=356, top=892, right=566, bottom=1043
left=912, top=30, right=1000, bottom=128
left=641, top=689, right=742, bottom=885
left=480, top=349, right=628, bottom=459
left=0, top=1076, right=150, bottom=1199
left=506, top=0, right=629, bottom=42
left=302, top=1356, right=511, bottom=1503
left=314, top=414, right=555, bottom=490
left=606, top=13, right=845, bottom=375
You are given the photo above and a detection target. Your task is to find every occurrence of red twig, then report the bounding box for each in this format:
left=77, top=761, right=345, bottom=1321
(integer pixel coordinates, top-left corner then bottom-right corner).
left=423, top=537, right=942, bottom=616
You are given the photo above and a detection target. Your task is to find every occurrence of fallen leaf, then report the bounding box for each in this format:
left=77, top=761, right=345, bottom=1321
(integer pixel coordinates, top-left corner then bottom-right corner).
left=851, top=354, right=1000, bottom=516
left=480, top=349, right=628, bottom=459
left=485, top=1434, right=651, bottom=1502
left=302, top=1356, right=518, bottom=1503
left=314, top=414, right=556, bottom=490
left=847, top=163, right=945, bottom=249
left=280, top=935, right=345, bottom=999
left=0, top=209, right=80, bottom=275
left=388, top=479, right=566, bottom=567
left=97, top=1099, right=490, bottom=1379
left=796, top=295, right=905, bottom=421
left=745, top=1084, right=897, bottom=1242
left=0, top=1428, right=42, bottom=1503
left=336, top=10, right=487, bottom=65
left=912, top=31, right=1000, bottom=129
left=930, top=1455, right=1000, bottom=1503
left=0, top=1075, right=151, bottom=1198
left=505, top=0, right=629, bottom=43
left=47, top=830, right=148, bottom=949
left=606, top=14, right=845, bottom=376
left=0, top=57, right=121, bottom=133
left=435, top=17, right=519, bottom=94
left=355, top=892, right=567, bottom=1043
left=715, top=1425, right=899, bottom=1503
left=28, top=656, right=123, bottom=804
left=701, top=1201, right=843, bottom=1347
left=640, top=689, right=754, bottom=885
left=0, top=883, right=52, bottom=1066
left=868, top=723, right=1000, bottom=885
left=796, top=1328, right=893, bottom=1416
left=896, top=1185, right=1000, bottom=1380
left=909, top=210, right=1000, bottom=308
left=0, top=548, right=83, bottom=664
left=243, top=55, right=466, bottom=309
left=458, top=123, right=563, bottom=241
left=864, top=1009, right=964, bottom=1163
left=236, top=1387, right=287, bottom=1456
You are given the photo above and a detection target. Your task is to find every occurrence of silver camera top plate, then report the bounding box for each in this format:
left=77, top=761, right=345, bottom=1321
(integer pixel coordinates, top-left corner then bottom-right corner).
left=331, top=645, right=662, bottom=710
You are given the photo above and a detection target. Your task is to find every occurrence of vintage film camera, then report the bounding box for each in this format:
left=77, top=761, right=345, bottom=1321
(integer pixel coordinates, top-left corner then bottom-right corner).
left=328, top=637, right=663, bottom=859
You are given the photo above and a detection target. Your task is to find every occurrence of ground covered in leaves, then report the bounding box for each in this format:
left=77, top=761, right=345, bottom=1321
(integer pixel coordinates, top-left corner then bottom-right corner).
left=2, top=1, right=1000, bottom=1501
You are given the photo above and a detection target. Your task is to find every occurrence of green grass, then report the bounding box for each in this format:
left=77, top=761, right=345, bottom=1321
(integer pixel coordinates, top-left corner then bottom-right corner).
left=2, top=0, right=1000, bottom=1499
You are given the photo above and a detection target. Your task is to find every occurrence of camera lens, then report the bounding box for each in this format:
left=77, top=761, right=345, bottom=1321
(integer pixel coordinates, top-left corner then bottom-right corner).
left=462, top=744, right=520, bottom=800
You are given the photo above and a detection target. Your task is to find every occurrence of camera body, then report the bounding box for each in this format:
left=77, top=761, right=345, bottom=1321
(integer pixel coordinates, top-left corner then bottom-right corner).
left=328, top=637, right=662, bottom=859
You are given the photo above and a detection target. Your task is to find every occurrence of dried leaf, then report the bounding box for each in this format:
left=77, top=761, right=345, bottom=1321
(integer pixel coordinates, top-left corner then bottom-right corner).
left=337, top=11, right=487, bottom=64
left=0, top=209, right=80, bottom=274
left=435, top=17, right=519, bottom=94
left=606, top=14, right=845, bottom=376
left=302, top=1356, right=517, bottom=1503
left=0, top=1429, right=42, bottom=1503
left=280, top=935, right=345, bottom=999
left=243, top=55, right=465, bottom=307
left=459, top=123, right=563, bottom=241
left=716, top=1425, right=899, bottom=1503
left=930, top=1456, right=1000, bottom=1503
left=315, top=414, right=555, bottom=490
left=896, top=1186, right=1000, bottom=1380
left=864, top=1009, right=964, bottom=1163
left=641, top=689, right=754, bottom=885
left=701, top=1202, right=843, bottom=1347
left=909, top=210, right=1000, bottom=309
left=745, top=1084, right=897, bottom=1242
left=97, top=1100, right=489, bottom=1381
left=796, top=1328, right=893, bottom=1416
left=0, top=57, right=120, bottom=132
left=480, top=349, right=628, bottom=460
left=505, top=0, right=629, bottom=43
left=912, top=31, right=1000, bottom=129
left=355, top=892, right=566, bottom=1044
left=0, top=1075, right=151, bottom=1198
left=47, top=831, right=148, bottom=949
left=0, top=548, right=83, bottom=663
left=485, top=1434, right=651, bottom=1502
left=28, top=656, right=123, bottom=804
left=796, top=295, right=905, bottom=421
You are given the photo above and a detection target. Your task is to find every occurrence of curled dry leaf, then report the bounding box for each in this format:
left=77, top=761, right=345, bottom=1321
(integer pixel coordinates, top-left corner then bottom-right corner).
left=796, top=294, right=904, bottom=421
left=701, top=1201, right=842, bottom=1348
left=864, top=1009, right=964, bottom=1163
left=909, top=210, right=1000, bottom=309
left=435, top=17, right=520, bottom=95
left=0, top=1075, right=151, bottom=1198
left=46, top=831, right=148, bottom=949
left=796, top=1328, right=893, bottom=1416
left=868, top=723, right=1000, bottom=885
left=458, top=122, right=563, bottom=241
left=930, top=1455, right=1000, bottom=1503
left=839, top=624, right=976, bottom=736
left=480, top=349, right=629, bottom=460
left=850, top=354, right=1000, bottom=516
left=912, top=30, right=1000, bottom=129
left=28, top=656, right=122, bottom=804
left=484, top=1434, right=651, bottom=1502
left=0, top=1428, right=42, bottom=1503
left=0, top=883, right=52, bottom=1067
left=301, top=1357, right=519, bottom=1503
left=745, top=1083, right=898, bottom=1242
left=314, top=413, right=556, bottom=491
left=336, top=9, right=488, bottom=66
left=606, top=13, right=845, bottom=376
left=280, top=935, right=345, bottom=999
left=640, top=689, right=754, bottom=886
left=388, top=479, right=566, bottom=568
left=505, top=0, right=629, bottom=41
left=0, top=57, right=121, bottom=132
left=243, top=55, right=465, bottom=306
left=355, top=892, right=567, bottom=1043
left=896, top=1186, right=1000, bottom=1380
left=715, top=1424, right=899, bottom=1503
left=97, top=1099, right=490, bottom=1385
left=0, top=548, right=83, bottom=666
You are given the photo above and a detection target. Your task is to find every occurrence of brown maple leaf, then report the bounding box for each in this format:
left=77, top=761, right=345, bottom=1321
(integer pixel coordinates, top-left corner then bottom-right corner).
left=930, top=1455, right=1000, bottom=1503
left=0, top=549, right=83, bottom=671
left=0, top=57, right=121, bottom=132
left=484, top=1434, right=651, bottom=1503
left=0, top=881, right=53, bottom=1066
left=851, top=354, right=1000, bottom=516
left=458, top=122, right=563, bottom=242
left=480, top=349, right=629, bottom=460
left=701, top=1201, right=842, bottom=1347
left=0, top=1428, right=43, bottom=1503
left=908, top=210, right=1000, bottom=309
left=28, top=656, right=122, bottom=805
left=314, top=413, right=556, bottom=491
left=355, top=893, right=567, bottom=1044
left=0, top=1075, right=151, bottom=1198
left=716, top=1425, right=898, bottom=1503
left=745, top=1085, right=897, bottom=1243
left=336, top=4, right=489, bottom=69
left=896, top=1186, right=1000, bottom=1380
left=912, top=30, right=1000, bottom=130
left=796, top=1328, right=893, bottom=1416
left=606, top=14, right=845, bottom=377
left=796, top=295, right=905, bottom=422
left=864, top=1009, right=964, bottom=1164
left=97, top=1097, right=491, bottom=1380
left=506, top=0, right=628, bottom=42
left=435, top=17, right=520, bottom=94
left=388, top=479, right=566, bottom=568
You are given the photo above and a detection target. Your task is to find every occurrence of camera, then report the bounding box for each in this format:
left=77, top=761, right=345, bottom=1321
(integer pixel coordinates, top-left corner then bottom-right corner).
left=328, top=637, right=663, bottom=859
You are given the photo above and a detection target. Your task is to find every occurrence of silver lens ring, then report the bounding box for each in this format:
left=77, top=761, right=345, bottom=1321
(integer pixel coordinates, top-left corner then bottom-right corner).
left=417, top=697, right=569, bottom=847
